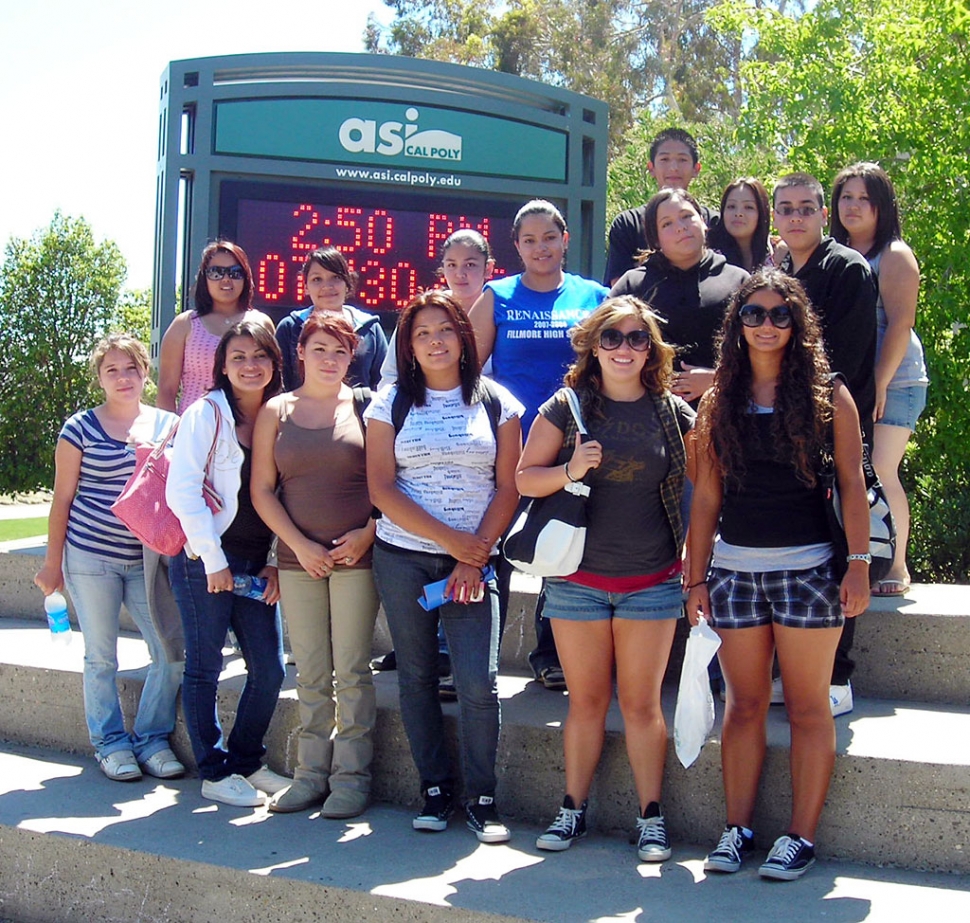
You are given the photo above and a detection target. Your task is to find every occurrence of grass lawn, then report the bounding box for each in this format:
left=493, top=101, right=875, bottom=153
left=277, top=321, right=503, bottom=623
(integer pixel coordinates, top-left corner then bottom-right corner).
left=0, top=517, right=48, bottom=542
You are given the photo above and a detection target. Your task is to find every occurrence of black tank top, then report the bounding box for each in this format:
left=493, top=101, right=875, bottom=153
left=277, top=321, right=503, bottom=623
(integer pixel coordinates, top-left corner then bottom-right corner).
left=720, top=413, right=829, bottom=548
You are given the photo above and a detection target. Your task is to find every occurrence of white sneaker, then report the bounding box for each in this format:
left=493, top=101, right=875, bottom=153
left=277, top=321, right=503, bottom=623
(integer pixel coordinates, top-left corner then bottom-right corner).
left=246, top=765, right=291, bottom=795
left=202, top=774, right=265, bottom=807
left=829, top=681, right=854, bottom=717
left=770, top=677, right=785, bottom=705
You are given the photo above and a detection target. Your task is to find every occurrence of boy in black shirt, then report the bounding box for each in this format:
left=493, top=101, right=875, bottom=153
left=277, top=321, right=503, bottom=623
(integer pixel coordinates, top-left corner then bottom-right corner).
left=774, top=172, right=878, bottom=716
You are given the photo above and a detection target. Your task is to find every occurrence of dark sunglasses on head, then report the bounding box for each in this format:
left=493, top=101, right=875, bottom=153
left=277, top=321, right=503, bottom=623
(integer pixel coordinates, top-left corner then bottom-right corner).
left=599, top=328, right=652, bottom=351
left=205, top=265, right=246, bottom=281
left=739, top=303, right=794, bottom=329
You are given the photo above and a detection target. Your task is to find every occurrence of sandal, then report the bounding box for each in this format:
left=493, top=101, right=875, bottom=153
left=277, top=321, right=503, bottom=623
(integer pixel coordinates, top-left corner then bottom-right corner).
left=871, top=579, right=911, bottom=597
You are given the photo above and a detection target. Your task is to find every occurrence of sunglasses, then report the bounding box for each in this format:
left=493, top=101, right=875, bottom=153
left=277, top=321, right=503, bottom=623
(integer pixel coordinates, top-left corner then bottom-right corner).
left=774, top=204, right=820, bottom=217
left=739, top=303, right=794, bottom=329
left=599, top=328, right=652, bottom=351
left=205, top=265, right=246, bottom=281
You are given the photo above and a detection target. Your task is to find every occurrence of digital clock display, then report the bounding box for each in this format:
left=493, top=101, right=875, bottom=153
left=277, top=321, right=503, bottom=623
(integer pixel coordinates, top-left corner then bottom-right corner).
left=220, top=181, right=528, bottom=324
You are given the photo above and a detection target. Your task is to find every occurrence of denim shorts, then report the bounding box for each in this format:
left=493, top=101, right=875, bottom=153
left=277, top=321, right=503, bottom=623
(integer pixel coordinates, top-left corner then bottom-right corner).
left=707, top=563, right=842, bottom=630
left=880, top=383, right=927, bottom=431
left=543, top=575, right=684, bottom=622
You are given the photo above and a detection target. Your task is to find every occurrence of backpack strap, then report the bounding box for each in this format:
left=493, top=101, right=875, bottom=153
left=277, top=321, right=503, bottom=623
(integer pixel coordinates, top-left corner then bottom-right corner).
left=352, top=386, right=372, bottom=423
left=391, top=387, right=412, bottom=435
left=474, top=377, right=503, bottom=440
left=392, top=379, right=503, bottom=437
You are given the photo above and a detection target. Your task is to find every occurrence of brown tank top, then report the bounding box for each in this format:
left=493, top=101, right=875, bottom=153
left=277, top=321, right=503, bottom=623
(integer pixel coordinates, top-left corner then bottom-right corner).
left=273, top=395, right=372, bottom=570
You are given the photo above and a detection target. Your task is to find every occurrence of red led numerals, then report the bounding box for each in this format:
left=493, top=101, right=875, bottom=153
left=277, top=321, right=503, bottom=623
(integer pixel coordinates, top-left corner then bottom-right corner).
left=426, top=214, right=491, bottom=259
left=291, top=205, right=319, bottom=253
left=367, top=210, right=393, bottom=255
left=357, top=259, right=418, bottom=308
left=257, top=253, right=286, bottom=301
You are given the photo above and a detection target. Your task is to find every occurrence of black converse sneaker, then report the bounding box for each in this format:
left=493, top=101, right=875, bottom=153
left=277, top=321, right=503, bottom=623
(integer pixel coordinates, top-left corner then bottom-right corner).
left=465, top=795, right=511, bottom=843
left=412, top=784, right=454, bottom=831
left=704, top=824, right=755, bottom=873
left=536, top=795, right=588, bottom=851
left=759, top=834, right=816, bottom=880
left=635, top=802, right=671, bottom=862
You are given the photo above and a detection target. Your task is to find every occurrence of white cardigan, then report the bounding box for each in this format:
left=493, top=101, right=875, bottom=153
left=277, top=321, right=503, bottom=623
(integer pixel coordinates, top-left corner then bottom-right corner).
left=166, top=388, right=243, bottom=574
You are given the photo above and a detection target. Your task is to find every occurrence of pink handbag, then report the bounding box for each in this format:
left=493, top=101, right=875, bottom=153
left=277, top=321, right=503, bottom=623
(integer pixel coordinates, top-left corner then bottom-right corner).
left=111, top=400, right=223, bottom=556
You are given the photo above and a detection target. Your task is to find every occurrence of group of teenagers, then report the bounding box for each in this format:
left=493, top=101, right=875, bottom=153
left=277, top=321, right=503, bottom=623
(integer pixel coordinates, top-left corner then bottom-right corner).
left=35, top=126, right=927, bottom=883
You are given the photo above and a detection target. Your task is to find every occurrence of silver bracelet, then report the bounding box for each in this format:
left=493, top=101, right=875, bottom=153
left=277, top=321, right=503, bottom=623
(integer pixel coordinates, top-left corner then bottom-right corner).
left=564, top=462, right=579, bottom=483
left=846, top=553, right=872, bottom=564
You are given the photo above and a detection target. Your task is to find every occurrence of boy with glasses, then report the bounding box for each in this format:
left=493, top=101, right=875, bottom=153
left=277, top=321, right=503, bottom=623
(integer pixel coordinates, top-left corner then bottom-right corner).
left=773, top=172, right=878, bottom=717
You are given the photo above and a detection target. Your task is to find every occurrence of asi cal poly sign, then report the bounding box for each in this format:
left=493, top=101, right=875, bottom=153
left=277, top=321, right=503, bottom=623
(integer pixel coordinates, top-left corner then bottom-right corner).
left=214, top=98, right=565, bottom=182
left=338, top=107, right=462, bottom=162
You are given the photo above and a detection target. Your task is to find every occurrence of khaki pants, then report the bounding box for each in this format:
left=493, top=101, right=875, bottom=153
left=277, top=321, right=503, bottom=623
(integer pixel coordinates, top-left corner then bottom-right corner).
left=278, top=567, right=379, bottom=793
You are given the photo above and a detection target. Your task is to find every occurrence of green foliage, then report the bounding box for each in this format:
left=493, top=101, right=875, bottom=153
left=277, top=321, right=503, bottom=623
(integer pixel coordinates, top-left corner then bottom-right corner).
left=112, top=288, right=152, bottom=344
left=707, top=0, right=970, bottom=580
left=369, top=0, right=753, bottom=146
left=607, top=111, right=783, bottom=226
left=0, top=212, right=127, bottom=492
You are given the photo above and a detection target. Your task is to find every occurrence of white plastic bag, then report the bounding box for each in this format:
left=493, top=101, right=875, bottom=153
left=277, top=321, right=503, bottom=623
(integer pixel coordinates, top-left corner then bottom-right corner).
left=674, top=617, right=722, bottom=768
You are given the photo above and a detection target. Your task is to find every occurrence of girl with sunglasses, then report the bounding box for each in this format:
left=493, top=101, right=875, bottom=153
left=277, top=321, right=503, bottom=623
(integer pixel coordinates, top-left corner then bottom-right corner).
left=686, top=270, right=870, bottom=880
left=518, top=296, right=694, bottom=861
left=158, top=241, right=276, bottom=414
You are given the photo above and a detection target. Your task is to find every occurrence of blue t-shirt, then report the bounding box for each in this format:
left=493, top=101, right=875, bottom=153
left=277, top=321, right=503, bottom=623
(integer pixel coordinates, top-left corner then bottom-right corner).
left=486, top=273, right=609, bottom=433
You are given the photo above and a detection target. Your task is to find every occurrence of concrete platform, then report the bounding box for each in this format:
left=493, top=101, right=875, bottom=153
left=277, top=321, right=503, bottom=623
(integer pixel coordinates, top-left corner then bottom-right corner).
left=3, top=541, right=970, bottom=704
left=2, top=742, right=970, bottom=923
left=1, top=619, right=968, bottom=875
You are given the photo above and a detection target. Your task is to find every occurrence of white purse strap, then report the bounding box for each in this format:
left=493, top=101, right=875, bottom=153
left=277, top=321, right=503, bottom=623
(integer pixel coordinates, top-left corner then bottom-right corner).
left=563, top=387, right=587, bottom=436
left=562, top=388, right=591, bottom=496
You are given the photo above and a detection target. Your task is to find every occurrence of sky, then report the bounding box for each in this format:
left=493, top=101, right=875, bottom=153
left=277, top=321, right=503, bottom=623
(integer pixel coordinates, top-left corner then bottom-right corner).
left=0, top=0, right=390, bottom=290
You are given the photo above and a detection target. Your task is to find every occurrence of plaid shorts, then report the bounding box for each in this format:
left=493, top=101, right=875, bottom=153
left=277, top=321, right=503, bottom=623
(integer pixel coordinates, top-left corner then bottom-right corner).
left=707, top=563, right=843, bottom=630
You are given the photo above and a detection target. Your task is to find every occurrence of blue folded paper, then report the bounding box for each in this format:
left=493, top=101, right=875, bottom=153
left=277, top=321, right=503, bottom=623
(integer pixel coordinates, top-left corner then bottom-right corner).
left=418, top=565, right=496, bottom=611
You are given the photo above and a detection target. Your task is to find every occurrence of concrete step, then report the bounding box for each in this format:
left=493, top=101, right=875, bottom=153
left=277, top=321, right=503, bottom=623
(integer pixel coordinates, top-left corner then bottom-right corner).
left=2, top=741, right=970, bottom=923
left=4, top=541, right=970, bottom=705
left=1, top=620, right=968, bottom=875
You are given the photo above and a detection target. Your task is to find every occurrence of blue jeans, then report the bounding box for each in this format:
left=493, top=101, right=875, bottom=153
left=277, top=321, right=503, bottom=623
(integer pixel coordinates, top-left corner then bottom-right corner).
left=63, top=544, right=182, bottom=760
left=170, top=551, right=285, bottom=782
left=373, top=543, right=500, bottom=800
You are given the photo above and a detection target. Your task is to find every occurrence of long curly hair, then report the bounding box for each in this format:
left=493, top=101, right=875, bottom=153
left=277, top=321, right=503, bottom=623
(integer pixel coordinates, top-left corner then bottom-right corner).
left=563, top=296, right=675, bottom=421
left=700, top=270, right=832, bottom=488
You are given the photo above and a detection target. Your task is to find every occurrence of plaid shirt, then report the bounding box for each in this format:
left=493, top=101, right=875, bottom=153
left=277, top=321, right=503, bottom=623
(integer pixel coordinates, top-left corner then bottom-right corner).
left=653, top=391, right=687, bottom=551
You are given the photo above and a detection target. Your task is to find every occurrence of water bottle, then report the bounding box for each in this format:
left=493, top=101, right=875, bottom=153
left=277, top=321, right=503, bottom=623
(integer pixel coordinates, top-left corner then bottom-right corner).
left=232, top=574, right=267, bottom=600
left=44, top=592, right=72, bottom=644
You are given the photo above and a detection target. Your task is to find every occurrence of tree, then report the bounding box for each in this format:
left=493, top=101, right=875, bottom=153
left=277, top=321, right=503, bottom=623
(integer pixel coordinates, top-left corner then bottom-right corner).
left=708, top=0, right=970, bottom=580
left=367, top=0, right=752, bottom=146
left=112, top=288, right=152, bottom=346
left=0, top=213, right=127, bottom=492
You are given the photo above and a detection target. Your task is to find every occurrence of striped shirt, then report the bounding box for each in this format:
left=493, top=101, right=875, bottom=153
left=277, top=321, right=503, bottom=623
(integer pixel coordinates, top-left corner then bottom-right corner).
left=60, top=407, right=178, bottom=561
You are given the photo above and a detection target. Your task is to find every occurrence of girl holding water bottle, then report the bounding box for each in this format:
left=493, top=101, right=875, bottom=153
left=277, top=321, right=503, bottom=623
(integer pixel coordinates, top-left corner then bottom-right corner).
left=35, top=334, right=184, bottom=783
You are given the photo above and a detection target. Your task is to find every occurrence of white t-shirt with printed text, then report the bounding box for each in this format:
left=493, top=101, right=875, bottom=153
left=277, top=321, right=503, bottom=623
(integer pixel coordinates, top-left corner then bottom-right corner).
left=363, top=381, right=524, bottom=555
